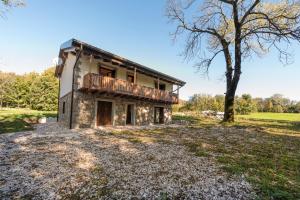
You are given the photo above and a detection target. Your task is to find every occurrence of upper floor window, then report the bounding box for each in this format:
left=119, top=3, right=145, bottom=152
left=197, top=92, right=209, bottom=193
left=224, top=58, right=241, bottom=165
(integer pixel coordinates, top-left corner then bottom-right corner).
left=127, top=74, right=134, bottom=83
left=155, top=82, right=166, bottom=91
left=99, top=65, right=116, bottom=78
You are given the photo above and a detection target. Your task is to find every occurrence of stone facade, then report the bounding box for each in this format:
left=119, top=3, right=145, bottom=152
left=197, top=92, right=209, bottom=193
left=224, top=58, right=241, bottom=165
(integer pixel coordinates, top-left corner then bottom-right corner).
left=58, top=91, right=172, bottom=128
left=58, top=56, right=173, bottom=128
left=58, top=92, right=72, bottom=127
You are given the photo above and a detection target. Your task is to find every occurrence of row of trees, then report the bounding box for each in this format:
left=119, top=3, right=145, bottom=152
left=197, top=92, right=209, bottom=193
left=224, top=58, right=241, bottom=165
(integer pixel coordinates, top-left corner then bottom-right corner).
left=176, top=94, right=300, bottom=115
left=0, top=67, right=58, bottom=111
left=0, top=65, right=299, bottom=114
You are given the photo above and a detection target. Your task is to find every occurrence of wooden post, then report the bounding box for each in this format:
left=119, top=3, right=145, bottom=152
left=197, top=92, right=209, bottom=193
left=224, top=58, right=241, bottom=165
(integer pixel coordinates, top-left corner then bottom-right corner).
left=134, top=67, right=137, bottom=84
left=89, top=55, right=93, bottom=73
left=89, top=54, right=93, bottom=63
left=157, top=78, right=160, bottom=89
left=177, top=85, right=179, bottom=95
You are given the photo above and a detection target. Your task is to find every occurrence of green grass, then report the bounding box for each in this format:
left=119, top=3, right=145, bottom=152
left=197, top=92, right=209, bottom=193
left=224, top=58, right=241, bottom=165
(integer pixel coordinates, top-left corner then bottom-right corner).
left=237, top=112, right=300, bottom=122
left=0, top=108, right=57, bottom=134
left=235, top=113, right=300, bottom=136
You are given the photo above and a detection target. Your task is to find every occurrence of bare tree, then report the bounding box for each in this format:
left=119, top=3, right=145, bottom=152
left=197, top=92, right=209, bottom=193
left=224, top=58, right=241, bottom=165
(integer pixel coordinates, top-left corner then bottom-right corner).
left=1, top=0, right=24, bottom=17
left=167, top=0, right=300, bottom=122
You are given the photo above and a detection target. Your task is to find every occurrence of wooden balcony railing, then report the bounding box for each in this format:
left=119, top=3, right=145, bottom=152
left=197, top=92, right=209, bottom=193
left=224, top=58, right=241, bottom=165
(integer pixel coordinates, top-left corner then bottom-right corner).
left=81, top=73, right=179, bottom=103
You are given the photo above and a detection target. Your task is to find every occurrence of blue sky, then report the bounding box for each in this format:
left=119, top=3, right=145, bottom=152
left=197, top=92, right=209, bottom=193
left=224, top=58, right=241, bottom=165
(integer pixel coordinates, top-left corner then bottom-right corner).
left=0, top=0, right=299, bottom=101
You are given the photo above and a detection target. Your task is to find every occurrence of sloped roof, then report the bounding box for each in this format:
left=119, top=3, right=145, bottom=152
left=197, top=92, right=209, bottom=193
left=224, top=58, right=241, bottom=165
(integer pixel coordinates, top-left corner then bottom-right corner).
left=55, top=39, right=186, bottom=86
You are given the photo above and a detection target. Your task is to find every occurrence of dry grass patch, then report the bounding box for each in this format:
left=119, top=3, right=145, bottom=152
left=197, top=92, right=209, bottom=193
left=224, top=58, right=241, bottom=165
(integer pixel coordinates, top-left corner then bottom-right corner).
left=117, top=114, right=300, bottom=199
left=172, top=113, right=300, bottom=200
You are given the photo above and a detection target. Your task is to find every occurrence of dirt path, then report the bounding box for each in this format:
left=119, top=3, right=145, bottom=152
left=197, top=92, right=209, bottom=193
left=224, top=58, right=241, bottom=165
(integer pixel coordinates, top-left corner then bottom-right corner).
left=0, top=123, right=255, bottom=199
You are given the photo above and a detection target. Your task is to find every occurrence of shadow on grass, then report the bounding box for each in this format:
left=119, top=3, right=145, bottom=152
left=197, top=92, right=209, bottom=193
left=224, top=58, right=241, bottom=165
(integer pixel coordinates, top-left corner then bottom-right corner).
left=0, top=113, right=57, bottom=134
left=115, top=120, right=300, bottom=199
left=230, top=118, right=300, bottom=135
left=172, top=112, right=300, bottom=199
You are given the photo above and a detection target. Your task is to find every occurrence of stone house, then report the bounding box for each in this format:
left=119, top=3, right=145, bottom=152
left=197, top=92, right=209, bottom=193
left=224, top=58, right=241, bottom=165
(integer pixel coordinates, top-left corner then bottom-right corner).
left=55, top=39, right=185, bottom=128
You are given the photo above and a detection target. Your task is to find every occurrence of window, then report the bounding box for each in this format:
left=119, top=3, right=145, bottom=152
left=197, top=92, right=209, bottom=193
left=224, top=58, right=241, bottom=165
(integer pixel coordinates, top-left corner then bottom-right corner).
left=62, top=102, right=65, bottom=114
left=99, top=66, right=116, bottom=78
left=127, top=74, right=134, bottom=83
left=154, top=82, right=166, bottom=91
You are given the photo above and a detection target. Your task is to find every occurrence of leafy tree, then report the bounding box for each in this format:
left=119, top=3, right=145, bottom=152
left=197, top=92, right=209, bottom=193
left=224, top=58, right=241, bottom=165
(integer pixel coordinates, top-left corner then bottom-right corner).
left=272, top=104, right=283, bottom=113
left=167, top=0, right=300, bottom=122
left=23, top=72, right=39, bottom=109
left=176, top=93, right=299, bottom=114
left=0, top=71, right=16, bottom=107
left=0, top=67, right=58, bottom=111
left=213, top=95, right=225, bottom=112
left=295, top=102, right=300, bottom=113
left=30, top=67, right=58, bottom=111
left=180, top=94, right=225, bottom=112
left=253, top=97, right=264, bottom=112
left=263, top=99, right=273, bottom=112
left=235, top=94, right=256, bottom=115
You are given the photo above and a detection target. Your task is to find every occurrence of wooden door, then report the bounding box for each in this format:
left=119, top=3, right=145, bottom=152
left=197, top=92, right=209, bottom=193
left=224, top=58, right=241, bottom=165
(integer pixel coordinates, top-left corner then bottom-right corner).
left=97, top=101, right=112, bottom=126
left=126, top=104, right=132, bottom=125
left=159, top=107, right=164, bottom=124
left=154, top=107, right=164, bottom=124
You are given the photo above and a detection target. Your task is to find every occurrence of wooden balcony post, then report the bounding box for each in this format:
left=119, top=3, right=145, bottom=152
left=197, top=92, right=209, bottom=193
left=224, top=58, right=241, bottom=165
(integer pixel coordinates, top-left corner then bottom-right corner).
left=157, top=78, right=160, bottom=89
left=134, top=67, right=137, bottom=84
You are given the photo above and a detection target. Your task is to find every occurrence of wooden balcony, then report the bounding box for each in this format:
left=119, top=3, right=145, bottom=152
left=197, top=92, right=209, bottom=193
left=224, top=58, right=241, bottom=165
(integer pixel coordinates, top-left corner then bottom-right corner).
left=80, top=73, right=179, bottom=104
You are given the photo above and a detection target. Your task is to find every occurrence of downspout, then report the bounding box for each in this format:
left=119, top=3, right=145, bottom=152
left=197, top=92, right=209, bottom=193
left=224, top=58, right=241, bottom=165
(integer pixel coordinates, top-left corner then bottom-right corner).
left=69, top=48, right=83, bottom=129
left=57, top=76, right=60, bottom=122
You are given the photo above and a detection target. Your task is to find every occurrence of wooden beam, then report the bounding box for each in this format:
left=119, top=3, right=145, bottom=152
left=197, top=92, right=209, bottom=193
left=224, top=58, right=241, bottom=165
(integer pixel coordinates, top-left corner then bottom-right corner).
left=134, top=67, right=137, bottom=84
left=89, top=54, right=93, bottom=63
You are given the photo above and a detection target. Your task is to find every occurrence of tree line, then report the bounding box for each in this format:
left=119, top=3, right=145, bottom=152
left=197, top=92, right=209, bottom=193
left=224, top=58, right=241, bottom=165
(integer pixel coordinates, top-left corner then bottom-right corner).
left=1, top=66, right=299, bottom=115
left=175, top=94, right=300, bottom=115
left=0, top=67, right=58, bottom=111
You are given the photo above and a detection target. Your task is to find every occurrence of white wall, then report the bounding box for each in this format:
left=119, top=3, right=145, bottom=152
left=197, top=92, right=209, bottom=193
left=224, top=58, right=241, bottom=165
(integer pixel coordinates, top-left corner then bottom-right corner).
left=137, top=74, right=173, bottom=92
left=77, top=56, right=98, bottom=88
left=136, top=73, right=155, bottom=88
left=117, top=67, right=127, bottom=80
left=60, top=53, right=76, bottom=97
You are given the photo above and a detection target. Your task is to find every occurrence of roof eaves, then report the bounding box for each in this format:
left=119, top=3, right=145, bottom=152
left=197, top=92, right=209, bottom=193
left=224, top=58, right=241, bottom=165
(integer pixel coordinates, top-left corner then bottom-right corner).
left=58, top=38, right=186, bottom=86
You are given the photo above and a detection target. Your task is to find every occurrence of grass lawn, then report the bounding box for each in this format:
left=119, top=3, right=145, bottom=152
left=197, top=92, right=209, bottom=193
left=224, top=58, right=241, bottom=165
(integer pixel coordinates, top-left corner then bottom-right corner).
left=237, top=112, right=300, bottom=122
left=0, top=108, right=57, bottom=134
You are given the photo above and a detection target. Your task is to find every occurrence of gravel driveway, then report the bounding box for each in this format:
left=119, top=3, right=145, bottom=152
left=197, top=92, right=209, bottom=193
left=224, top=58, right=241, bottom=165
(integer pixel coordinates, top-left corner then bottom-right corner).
left=0, top=123, right=255, bottom=199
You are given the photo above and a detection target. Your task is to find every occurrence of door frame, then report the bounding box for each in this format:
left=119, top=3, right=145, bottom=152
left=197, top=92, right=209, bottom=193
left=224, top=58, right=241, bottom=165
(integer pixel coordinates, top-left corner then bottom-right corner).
left=94, top=98, right=115, bottom=127
left=125, top=103, right=136, bottom=126
left=153, top=105, right=165, bottom=124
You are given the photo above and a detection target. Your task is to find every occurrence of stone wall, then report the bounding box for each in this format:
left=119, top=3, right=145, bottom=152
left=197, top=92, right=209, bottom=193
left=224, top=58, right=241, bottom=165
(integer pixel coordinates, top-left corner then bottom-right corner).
left=72, top=91, right=96, bottom=128
left=58, top=92, right=72, bottom=127
left=114, top=102, right=126, bottom=126
left=163, top=105, right=172, bottom=124
left=135, top=102, right=154, bottom=126
left=59, top=56, right=172, bottom=128
left=60, top=91, right=172, bottom=128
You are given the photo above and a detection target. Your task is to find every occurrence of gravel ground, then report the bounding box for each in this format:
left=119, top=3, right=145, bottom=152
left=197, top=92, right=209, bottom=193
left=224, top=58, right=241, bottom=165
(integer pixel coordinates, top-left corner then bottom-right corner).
left=0, top=123, right=255, bottom=199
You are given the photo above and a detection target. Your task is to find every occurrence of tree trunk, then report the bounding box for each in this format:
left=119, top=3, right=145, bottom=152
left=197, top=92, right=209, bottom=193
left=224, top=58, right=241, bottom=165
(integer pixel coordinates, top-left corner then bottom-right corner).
left=223, top=67, right=241, bottom=122
left=224, top=90, right=235, bottom=122
left=224, top=2, right=242, bottom=123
